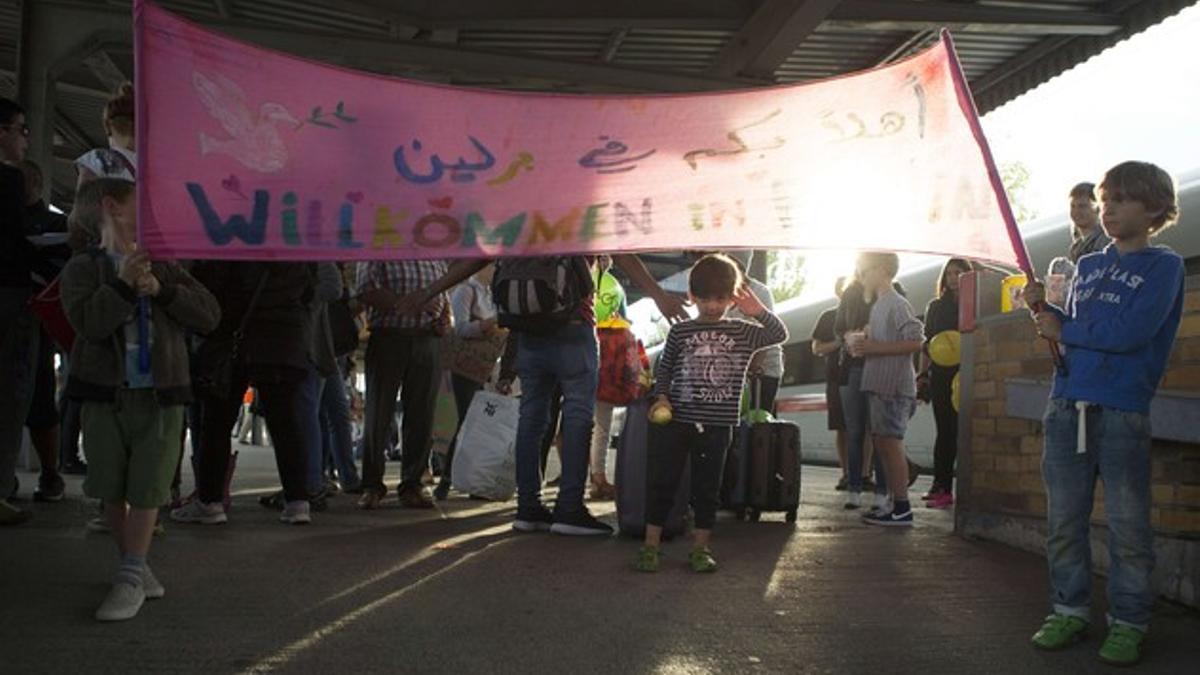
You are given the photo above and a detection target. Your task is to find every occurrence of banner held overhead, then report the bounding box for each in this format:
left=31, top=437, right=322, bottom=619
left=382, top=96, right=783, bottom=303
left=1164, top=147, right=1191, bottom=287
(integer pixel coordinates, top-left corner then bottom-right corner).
left=134, top=1, right=1021, bottom=266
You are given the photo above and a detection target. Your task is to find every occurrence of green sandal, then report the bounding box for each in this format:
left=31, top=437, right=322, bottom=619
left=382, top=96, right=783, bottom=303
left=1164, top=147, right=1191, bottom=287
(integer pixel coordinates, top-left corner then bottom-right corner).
left=1098, top=624, right=1145, bottom=666
left=689, top=547, right=718, bottom=573
left=634, top=546, right=660, bottom=573
left=1031, top=613, right=1089, bottom=650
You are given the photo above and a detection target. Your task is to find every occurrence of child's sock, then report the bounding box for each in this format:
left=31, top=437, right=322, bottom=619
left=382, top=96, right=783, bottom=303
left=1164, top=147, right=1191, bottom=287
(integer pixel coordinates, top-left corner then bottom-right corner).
left=115, top=553, right=146, bottom=588
left=893, top=499, right=911, bottom=515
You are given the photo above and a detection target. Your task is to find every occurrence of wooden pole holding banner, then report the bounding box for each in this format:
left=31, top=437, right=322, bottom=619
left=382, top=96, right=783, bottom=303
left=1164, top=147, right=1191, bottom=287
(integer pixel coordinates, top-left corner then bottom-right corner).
left=939, top=28, right=1065, bottom=374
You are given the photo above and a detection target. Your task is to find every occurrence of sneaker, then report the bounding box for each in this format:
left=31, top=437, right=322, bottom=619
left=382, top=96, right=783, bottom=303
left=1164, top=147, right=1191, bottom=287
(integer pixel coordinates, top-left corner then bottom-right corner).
left=1098, top=624, right=1145, bottom=666
left=280, top=500, right=311, bottom=525
left=862, top=506, right=913, bottom=527
left=688, top=547, right=718, bottom=573
left=309, top=492, right=329, bottom=512
left=843, top=492, right=862, bottom=510
left=634, top=545, right=661, bottom=572
left=142, top=565, right=165, bottom=599
left=33, top=473, right=65, bottom=502
left=86, top=516, right=109, bottom=533
left=921, top=486, right=945, bottom=501
left=170, top=500, right=227, bottom=525
left=1030, top=613, right=1089, bottom=651
left=861, top=477, right=875, bottom=491
left=835, top=476, right=848, bottom=492
left=94, top=582, right=146, bottom=621
left=867, top=494, right=892, bottom=517
left=927, top=492, right=954, bottom=509
left=0, top=498, right=31, bottom=526
left=550, top=509, right=614, bottom=536
left=512, top=504, right=554, bottom=532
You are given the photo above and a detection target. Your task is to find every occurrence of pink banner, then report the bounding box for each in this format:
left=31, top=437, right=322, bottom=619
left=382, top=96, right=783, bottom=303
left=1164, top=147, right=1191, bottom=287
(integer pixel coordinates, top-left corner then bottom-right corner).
left=135, top=1, right=1021, bottom=266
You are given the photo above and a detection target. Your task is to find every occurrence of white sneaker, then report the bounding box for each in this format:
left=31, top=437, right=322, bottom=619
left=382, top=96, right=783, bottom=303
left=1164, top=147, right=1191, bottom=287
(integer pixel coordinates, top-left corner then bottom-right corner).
left=142, top=565, right=165, bottom=599
left=95, top=582, right=146, bottom=621
left=279, top=500, right=311, bottom=525
left=843, top=492, right=862, bottom=510
left=170, top=500, right=227, bottom=525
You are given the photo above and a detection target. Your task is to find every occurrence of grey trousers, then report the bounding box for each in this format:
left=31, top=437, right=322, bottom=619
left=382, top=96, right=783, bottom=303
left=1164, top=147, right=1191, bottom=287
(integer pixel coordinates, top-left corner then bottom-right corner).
left=361, top=330, right=441, bottom=493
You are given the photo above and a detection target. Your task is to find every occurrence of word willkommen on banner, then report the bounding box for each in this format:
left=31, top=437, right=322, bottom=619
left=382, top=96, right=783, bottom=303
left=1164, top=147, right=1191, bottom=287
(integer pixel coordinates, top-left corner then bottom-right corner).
left=135, top=1, right=1023, bottom=266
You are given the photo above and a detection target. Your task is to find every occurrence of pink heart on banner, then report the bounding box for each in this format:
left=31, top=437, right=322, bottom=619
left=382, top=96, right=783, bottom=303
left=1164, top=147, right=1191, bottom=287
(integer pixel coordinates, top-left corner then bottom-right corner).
left=345, top=191, right=364, bottom=204
left=220, top=174, right=241, bottom=193
left=428, top=196, right=453, bottom=209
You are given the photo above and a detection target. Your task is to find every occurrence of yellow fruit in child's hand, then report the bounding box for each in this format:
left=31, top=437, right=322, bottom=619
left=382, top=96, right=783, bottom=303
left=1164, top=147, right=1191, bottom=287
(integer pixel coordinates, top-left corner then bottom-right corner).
left=649, top=405, right=673, bottom=425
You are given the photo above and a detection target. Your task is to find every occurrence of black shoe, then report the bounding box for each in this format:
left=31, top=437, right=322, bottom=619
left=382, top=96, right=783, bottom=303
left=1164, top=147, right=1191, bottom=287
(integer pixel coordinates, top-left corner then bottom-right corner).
left=61, top=459, right=88, bottom=476
left=550, top=509, right=613, bottom=537
left=309, top=493, right=329, bottom=512
left=861, top=478, right=875, bottom=491
left=433, top=482, right=450, bottom=501
left=34, top=473, right=65, bottom=502
left=835, top=477, right=848, bottom=492
left=545, top=476, right=561, bottom=488
left=512, top=504, right=554, bottom=532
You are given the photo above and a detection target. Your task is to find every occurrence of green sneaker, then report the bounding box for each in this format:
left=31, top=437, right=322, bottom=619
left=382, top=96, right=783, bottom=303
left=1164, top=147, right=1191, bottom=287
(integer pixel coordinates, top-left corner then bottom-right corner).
left=1031, top=613, right=1089, bottom=650
left=634, top=545, right=660, bottom=573
left=688, top=547, right=718, bottom=573
left=1098, top=624, right=1145, bottom=666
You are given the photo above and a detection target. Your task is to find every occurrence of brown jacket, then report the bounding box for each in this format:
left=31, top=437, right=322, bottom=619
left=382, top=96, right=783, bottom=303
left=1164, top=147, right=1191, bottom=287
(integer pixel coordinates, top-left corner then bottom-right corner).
left=61, top=249, right=221, bottom=405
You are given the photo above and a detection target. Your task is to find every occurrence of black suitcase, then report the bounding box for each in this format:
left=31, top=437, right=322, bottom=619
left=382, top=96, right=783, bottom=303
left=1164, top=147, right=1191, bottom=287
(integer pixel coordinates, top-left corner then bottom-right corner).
left=722, top=379, right=801, bottom=523
left=615, top=398, right=689, bottom=538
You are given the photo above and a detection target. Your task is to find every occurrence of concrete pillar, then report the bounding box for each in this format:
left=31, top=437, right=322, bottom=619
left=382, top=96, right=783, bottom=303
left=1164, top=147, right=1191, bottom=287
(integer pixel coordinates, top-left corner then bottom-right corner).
left=14, top=1, right=132, bottom=198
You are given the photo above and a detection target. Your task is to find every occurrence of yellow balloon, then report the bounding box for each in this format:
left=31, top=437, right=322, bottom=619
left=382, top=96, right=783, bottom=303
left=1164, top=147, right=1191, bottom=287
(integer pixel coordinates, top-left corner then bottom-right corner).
left=929, top=330, right=962, bottom=367
left=951, top=372, right=960, bottom=412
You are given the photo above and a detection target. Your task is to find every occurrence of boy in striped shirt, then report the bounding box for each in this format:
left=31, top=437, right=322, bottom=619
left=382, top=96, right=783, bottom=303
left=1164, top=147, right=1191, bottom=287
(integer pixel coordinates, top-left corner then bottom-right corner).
left=635, top=254, right=787, bottom=573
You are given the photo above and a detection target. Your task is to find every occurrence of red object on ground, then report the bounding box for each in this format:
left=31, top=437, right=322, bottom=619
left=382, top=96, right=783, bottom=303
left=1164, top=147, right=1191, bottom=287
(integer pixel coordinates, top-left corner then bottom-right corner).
left=775, top=394, right=828, bottom=414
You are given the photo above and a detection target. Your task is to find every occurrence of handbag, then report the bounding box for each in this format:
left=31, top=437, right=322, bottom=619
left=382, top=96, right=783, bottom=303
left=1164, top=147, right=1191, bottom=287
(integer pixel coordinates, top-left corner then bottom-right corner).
left=328, top=294, right=362, bottom=357
left=192, top=270, right=270, bottom=399
left=596, top=318, right=644, bottom=405
left=438, top=284, right=507, bottom=383
left=28, top=276, right=75, bottom=352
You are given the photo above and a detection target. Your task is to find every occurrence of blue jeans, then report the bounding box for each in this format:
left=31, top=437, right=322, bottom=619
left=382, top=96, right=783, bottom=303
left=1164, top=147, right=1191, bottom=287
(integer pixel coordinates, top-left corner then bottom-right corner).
left=0, top=289, right=38, bottom=498
left=840, top=365, right=886, bottom=494
left=1042, top=399, right=1155, bottom=631
left=297, top=366, right=325, bottom=496
left=320, top=369, right=359, bottom=489
left=515, top=324, right=598, bottom=515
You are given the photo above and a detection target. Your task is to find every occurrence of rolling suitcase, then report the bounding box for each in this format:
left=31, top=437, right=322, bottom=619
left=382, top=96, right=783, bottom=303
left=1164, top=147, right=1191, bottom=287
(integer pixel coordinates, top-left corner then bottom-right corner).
left=615, top=398, right=689, bottom=538
left=722, top=378, right=802, bottom=523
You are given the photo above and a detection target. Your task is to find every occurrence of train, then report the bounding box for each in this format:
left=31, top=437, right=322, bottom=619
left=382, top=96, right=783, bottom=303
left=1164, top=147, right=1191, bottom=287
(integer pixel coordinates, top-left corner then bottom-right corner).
left=769, top=168, right=1200, bottom=468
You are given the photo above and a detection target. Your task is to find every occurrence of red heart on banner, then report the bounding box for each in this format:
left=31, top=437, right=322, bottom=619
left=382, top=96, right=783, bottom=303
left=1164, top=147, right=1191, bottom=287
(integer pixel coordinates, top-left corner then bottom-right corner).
left=428, top=196, right=453, bottom=209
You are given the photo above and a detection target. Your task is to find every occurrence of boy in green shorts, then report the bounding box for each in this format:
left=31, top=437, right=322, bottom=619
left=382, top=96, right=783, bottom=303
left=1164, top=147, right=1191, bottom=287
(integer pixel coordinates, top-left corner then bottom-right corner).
left=61, top=178, right=220, bottom=621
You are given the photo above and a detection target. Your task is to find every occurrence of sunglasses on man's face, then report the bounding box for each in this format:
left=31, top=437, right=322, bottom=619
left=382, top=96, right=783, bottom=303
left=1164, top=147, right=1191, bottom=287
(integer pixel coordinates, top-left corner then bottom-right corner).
left=2, top=123, right=30, bottom=137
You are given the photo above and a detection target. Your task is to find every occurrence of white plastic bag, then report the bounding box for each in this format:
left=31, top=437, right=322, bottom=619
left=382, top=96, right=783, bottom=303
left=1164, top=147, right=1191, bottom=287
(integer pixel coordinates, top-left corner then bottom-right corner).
left=450, top=391, right=519, bottom=501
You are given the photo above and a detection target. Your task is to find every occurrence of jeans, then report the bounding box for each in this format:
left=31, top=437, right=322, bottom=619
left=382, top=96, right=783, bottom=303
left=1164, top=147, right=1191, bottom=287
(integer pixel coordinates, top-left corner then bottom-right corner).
left=0, top=288, right=39, bottom=498
left=515, top=323, right=598, bottom=515
left=1042, top=399, right=1155, bottom=631
left=589, top=400, right=615, bottom=479
left=320, top=368, right=359, bottom=488
left=298, top=366, right=324, bottom=495
left=840, top=365, right=886, bottom=494
left=361, top=330, right=440, bottom=493
left=441, top=373, right=482, bottom=488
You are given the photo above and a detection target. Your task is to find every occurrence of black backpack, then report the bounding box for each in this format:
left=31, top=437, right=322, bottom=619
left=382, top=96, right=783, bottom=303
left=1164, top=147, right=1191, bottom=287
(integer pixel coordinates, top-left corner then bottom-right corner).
left=492, top=256, right=595, bottom=333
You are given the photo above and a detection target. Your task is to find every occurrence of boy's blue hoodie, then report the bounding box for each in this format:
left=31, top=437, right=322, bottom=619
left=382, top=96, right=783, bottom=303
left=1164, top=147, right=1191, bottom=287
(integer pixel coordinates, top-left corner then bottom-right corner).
left=1049, top=244, right=1185, bottom=413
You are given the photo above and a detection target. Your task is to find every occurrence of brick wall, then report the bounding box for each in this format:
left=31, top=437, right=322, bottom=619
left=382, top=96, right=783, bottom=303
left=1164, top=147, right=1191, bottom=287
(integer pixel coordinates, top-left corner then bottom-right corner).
left=957, top=275, right=1200, bottom=607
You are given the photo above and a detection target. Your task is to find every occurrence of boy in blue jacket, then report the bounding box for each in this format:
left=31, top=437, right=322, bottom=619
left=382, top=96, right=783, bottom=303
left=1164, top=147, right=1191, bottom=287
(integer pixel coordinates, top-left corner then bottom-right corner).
left=1023, top=161, right=1183, bottom=666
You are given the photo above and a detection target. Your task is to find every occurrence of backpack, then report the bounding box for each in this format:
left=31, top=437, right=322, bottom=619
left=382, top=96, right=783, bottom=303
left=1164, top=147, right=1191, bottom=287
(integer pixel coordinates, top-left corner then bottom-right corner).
left=492, top=256, right=595, bottom=333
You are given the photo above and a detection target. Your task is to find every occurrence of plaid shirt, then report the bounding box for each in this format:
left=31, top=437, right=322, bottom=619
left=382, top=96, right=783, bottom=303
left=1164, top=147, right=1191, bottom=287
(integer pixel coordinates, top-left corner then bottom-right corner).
left=355, top=261, right=450, bottom=330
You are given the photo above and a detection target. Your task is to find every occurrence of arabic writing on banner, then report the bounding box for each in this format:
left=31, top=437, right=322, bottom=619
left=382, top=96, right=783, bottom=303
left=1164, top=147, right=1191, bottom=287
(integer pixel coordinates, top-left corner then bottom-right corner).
left=135, top=1, right=1020, bottom=266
